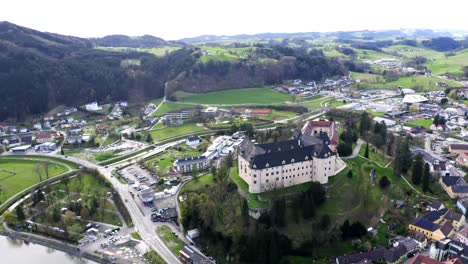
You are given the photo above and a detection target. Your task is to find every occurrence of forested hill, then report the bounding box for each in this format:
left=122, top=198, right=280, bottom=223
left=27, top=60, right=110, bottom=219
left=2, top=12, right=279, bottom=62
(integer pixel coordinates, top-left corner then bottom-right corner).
left=0, top=22, right=349, bottom=121
left=0, top=22, right=184, bottom=121
left=91, top=34, right=186, bottom=48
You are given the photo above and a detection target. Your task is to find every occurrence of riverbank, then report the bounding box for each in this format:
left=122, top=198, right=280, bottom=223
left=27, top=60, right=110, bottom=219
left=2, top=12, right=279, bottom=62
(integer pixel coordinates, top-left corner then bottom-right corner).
left=0, top=229, right=106, bottom=264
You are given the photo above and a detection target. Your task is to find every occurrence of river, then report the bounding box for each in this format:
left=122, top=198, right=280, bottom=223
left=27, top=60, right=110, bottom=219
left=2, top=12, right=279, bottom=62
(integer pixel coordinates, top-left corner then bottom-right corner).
left=0, top=235, right=93, bottom=264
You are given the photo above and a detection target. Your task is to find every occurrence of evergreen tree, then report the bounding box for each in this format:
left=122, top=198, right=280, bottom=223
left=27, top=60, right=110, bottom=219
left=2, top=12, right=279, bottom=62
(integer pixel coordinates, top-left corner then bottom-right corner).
left=433, top=113, right=440, bottom=125
left=364, top=142, right=369, bottom=159
left=422, top=163, right=431, bottom=192
left=379, top=176, right=391, bottom=189
left=15, top=206, right=25, bottom=221
left=359, top=112, right=371, bottom=136
left=60, top=147, right=64, bottom=155
left=412, top=153, right=424, bottom=185
left=145, top=134, right=153, bottom=143
left=347, top=170, right=353, bottom=178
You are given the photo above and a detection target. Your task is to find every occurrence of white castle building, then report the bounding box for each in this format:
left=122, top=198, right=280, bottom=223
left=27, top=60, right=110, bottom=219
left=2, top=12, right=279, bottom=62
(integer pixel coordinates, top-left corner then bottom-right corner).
left=238, top=131, right=337, bottom=193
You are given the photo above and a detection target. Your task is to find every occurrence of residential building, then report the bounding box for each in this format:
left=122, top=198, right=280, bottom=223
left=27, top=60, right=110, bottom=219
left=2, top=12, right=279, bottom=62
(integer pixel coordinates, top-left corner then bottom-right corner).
left=454, top=226, right=468, bottom=246
left=165, top=108, right=200, bottom=119
left=456, top=153, right=468, bottom=167
left=85, top=102, right=102, bottom=111
left=439, top=176, right=468, bottom=199
left=186, top=136, right=201, bottom=147
left=449, top=144, right=468, bottom=156
left=174, top=156, right=208, bottom=173
left=301, top=120, right=339, bottom=149
left=238, top=131, right=337, bottom=193
left=430, top=239, right=468, bottom=263
left=456, top=198, right=468, bottom=215
left=201, top=107, right=218, bottom=118
left=374, top=117, right=397, bottom=127
left=428, top=200, right=446, bottom=212
left=408, top=254, right=462, bottom=264
left=35, top=142, right=57, bottom=152
left=335, top=245, right=410, bottom=264
left=408, top=209, right=463, bottom=241
left=410, top=147, right=447, bottom=171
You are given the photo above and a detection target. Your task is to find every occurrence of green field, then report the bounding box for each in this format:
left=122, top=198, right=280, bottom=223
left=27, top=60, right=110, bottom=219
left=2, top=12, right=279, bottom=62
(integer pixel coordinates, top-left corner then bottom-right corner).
left=148, top=123, right=207, bottom=141
left=94, top=152, right=118, bottom=162
left=199, top=46, right=254, bottom=62
left=427, top=48, right=468, bottom=76
left=406, top=118, right=433, bottom=128
left=146, top=144, right=202, bottom=175
left=176, top=88, right=292, bottom=105
left=180, top=173, right=215, bottom=193
left=373, top=75, right=462, bottom=90
left=152, top=102, right=196, bottom=116
left=0, top=159, right=68, bottom=202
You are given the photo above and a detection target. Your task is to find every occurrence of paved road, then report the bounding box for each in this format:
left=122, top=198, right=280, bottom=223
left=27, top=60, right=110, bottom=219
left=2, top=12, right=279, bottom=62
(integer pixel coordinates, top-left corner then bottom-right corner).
left=26, top=151, right=183, bottom=264
left=341, top=139, right=365, bottom=159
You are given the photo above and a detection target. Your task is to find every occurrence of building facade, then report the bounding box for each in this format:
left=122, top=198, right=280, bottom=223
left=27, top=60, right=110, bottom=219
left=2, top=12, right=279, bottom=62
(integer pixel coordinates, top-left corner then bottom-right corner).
left=238, top=131, right=337, bottom=193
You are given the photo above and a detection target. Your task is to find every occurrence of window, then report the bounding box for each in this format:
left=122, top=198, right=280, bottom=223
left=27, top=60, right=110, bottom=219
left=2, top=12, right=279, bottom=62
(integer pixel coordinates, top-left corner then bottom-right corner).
left=266, top=179, right=269, bottom=183
left=276, top=171, right=279, bottom=175
left=276, top=177, right=279, bottom=181
left=266, top=173, right=269, bottom=176
left=254, top=174, right=257, bottom=178
left=254, top=181, right=257, bottom=184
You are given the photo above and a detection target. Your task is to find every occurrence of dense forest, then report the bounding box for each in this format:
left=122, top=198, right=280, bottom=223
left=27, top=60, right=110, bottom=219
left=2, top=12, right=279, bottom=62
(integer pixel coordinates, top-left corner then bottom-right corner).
left=0, top=22, right=351, bottom=121
left=91, top=34, right=184, bottom=48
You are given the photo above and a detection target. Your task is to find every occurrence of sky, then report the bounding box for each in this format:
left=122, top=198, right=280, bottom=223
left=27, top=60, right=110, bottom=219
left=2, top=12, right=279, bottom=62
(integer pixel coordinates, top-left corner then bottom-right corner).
left=1, top=0, right=468, bottom=40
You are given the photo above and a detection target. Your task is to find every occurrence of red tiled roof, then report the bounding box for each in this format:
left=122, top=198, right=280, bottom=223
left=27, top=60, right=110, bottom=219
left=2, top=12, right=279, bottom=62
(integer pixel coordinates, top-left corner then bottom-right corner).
left=301, top=120, right=339, bottom=145
left=35, top=133, right=52, bottom=139
left=251, top=109, right=271, bottom=115
left=408, top=255, right=462, bottom=264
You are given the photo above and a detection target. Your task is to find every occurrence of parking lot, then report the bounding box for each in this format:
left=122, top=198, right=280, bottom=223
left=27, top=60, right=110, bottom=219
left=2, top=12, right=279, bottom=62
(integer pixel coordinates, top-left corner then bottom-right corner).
left=118, top=164, right=158, bottom=185
left=79, top=224, right=147, bottom=263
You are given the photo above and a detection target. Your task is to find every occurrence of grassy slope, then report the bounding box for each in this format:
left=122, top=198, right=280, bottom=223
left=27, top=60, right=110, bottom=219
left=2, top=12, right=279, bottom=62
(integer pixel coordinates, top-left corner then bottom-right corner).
left=148, top=123, right=207, bottom=141
left=152, top=102, right=197, bottom=116
left=406, top=118, right=433, bottom=128
left=0, top=159, right=68, bottom=201
left=176, top=88, right=292, bottom=105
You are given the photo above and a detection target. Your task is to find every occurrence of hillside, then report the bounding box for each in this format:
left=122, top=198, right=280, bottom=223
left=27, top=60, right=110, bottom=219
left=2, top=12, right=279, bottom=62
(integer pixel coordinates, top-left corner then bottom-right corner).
left=92, top=34, right=186, bottom=48
left=0, top=22, right=350, bottom=121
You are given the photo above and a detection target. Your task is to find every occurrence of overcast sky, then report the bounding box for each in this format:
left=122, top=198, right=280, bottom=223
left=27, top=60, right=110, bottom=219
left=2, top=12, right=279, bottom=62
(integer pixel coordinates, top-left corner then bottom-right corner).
left=1, top=0, right=467, bottom=40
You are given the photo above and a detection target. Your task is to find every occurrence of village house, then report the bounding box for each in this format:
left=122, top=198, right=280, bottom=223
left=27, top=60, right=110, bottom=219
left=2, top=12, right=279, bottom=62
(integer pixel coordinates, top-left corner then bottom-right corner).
left=165, top=108, right=200, bottom=120
left=456, top=152, right=468, bottom=167
left=454, top=226, right=468, bottom=246
left=174, top=156, right=208, bottom=174
left=238, top=131, right=337, bottom=193
left=449, top=144, right=468, bottom=156
left=430, top=239, right=468, bottom=263
left=85, top=102, right=102, bottom=111
left=411, top=147, right=447, bottom=171
left=408, top=254, right=462, bottom=264
left=186, top=136, right=201, bottom=147
left=408, top=209, right=465, bottom=242
left=439, top=176, right=468, bottom=199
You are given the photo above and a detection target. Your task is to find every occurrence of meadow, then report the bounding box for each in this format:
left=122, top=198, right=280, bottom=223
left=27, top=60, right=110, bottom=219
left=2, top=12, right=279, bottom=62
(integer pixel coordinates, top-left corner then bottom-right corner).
left=148, top=123, right=207, bottom=141
left=0, top=158, right=68, bottom=202
left=175, top=87, right=292, bottom=105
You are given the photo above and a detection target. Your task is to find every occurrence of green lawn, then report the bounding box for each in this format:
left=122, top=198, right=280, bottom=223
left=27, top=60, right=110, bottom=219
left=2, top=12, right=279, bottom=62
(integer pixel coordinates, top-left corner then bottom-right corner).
left=0, top=159, right=68, bottom=202
left=406, top=118, right=433, bottom=128
left=175, top=87, right=292, bottom=105
left=303, top=98, right=332, bottom=107
left=146, top=144, right=202, bottom=175
left=152, top=102, right=197, bottom=117
left=180, top=173, right=215, bottom=193
left=94, top=152, right=118, bottom=162
left=156, top=226, right=184, bottom=255
left=148, top=123, right=207, bottom=141
left=426, top=48, right=468, bottom=76
left=359, top=144, right=393, bottom=166
left=230, top=167, right=269, bottom=208
left=350, top=71, right=382, bottom=83
left=144, top=250, right=165, bottom=264
left=266, top=109, right=297, bottom=121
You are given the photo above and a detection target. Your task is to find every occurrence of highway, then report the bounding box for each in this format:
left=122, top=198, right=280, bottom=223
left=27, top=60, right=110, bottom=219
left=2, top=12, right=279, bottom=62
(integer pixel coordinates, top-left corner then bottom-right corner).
left=36, top=142, right=183, bottom=264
